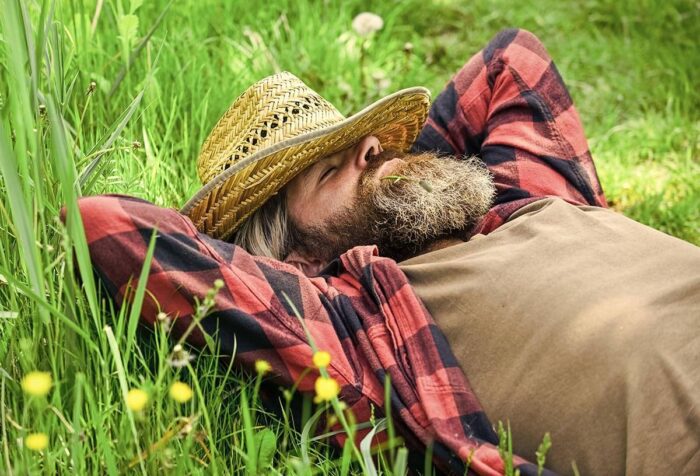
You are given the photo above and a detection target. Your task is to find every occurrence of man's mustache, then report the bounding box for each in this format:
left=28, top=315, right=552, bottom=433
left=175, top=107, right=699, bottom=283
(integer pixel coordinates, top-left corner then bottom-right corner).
left=365, top=149, right=405, bottom=170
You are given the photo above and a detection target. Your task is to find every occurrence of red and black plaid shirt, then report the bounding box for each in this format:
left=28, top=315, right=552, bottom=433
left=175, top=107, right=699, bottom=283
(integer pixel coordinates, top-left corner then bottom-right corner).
left=70, top=29, right=606, bottom=475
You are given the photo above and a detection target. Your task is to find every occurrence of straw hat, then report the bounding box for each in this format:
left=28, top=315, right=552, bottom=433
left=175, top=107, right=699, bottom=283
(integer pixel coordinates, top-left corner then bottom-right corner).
left=181, top=71, right=430, bottom=240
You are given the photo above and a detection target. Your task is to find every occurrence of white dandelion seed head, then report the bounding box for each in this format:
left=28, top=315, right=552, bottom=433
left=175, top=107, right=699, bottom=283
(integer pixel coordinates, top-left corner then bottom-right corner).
left=352, top=12, right=384, bottom=37
left=167, top=345, right=195, bottom=368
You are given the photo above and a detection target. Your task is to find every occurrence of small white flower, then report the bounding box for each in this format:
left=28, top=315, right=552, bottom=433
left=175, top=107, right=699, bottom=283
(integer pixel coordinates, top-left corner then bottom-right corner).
left=352, top=12, right=384, bottom=37
left=167, top=344, right=195, bottom=368
left=156, top=311, right=171, bottom=332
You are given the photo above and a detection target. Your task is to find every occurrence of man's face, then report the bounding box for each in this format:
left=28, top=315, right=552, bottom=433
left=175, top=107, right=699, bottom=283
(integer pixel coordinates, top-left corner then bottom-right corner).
left=284, top=135, right=495, bottom=264
left=285, top=135, right=386, bottom=233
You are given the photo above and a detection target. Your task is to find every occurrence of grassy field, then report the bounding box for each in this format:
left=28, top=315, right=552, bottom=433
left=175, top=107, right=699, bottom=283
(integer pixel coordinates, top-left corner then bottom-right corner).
left=1, top=0, right=698, bottom=474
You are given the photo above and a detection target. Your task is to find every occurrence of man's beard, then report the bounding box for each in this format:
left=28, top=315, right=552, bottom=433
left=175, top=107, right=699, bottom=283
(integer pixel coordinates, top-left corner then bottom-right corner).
left=287, top=150, right=496, bottom=263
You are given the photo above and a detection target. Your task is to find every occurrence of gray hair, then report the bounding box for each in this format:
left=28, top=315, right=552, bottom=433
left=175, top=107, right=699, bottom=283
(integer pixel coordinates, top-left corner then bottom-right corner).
left=231, top=191, right=292, bottom=260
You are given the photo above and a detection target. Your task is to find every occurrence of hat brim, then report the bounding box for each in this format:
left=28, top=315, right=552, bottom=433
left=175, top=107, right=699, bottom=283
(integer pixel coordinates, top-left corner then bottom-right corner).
left=181, top=86, right=431, bottom=240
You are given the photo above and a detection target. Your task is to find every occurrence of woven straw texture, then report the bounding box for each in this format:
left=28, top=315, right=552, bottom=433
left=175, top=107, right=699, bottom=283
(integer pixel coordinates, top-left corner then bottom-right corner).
left=182, top=71, right=430, bottom=240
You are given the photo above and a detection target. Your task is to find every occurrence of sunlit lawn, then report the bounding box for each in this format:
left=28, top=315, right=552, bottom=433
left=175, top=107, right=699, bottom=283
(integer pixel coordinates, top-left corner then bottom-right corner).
left=1, top=0, right=698, bottom=474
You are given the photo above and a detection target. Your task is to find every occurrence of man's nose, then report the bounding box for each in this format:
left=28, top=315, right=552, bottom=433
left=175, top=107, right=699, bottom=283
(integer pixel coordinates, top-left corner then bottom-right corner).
left=352, top=135, right=382, bottom=171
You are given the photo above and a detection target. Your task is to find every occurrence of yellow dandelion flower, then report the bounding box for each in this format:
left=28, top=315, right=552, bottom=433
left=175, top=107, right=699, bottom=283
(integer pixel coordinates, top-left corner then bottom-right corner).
left=21, top=371, right=52, bottom=397
left=126, top=388, right=149, bottom=412
left=25, top=432, right=48, bottom=451
left=314, top=376, right=340, bottom=402
left=254, top=359, right=272, bottom=375
left=312, top=350, right=331, bottom=369
left=169, top=381, right=193, bottom=403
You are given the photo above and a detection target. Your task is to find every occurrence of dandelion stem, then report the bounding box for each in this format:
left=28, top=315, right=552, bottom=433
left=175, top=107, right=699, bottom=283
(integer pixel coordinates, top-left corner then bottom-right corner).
left=104, top=325, right=147, bottom=476
left=359, top=39, right=367, bottom=103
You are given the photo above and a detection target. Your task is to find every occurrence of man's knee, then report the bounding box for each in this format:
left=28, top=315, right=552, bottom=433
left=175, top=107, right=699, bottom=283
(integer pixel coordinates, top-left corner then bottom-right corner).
left=483, top=28, right=548, bottom=64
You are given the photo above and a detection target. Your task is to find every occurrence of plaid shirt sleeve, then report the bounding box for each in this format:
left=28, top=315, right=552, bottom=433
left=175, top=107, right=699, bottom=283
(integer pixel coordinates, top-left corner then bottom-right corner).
left=412, top=28, right=607, bottom=234
left=70, top=193, right=556, bottom=476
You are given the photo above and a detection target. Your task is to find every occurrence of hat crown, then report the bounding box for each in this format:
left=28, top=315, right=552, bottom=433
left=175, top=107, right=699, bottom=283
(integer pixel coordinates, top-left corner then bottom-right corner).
left=197, top=72, right=345, bottom=184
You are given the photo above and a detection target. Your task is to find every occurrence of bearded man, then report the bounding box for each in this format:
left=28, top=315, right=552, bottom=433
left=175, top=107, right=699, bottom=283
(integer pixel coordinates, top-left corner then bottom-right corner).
left=72, top=29, right=700, bottom=475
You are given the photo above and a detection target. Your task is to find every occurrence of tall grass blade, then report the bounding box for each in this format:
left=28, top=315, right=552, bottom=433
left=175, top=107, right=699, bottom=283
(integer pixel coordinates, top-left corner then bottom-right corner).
left=104, top=325, right=147, bottom=476
left=81, top=380, right=119, bottom=476
left=19, top=0, right=38, bottom=110
left=123, top=227, right=158, bottom=360
left=70, top=372, right=86, bottom=474
left=47, top=95, right=101, bottom=321
left=1, top=375, right=13, bottom=475
left=339, top=439, right=353, bottom=476
left=300, top=405, right=326, bottom=470
left=0, top=0, right=47, bottom=324
left=240, top=386, right=257, bottom=474
left=392, top=447, right=408, bottom=476
left=359, top=418, right=386, bottom=476
left=0, top=264, right=98, bottom=353
left=0, top=120, right=47, bottom=324
left=1, top=0, right=36, bottom=193
left=78, top=90, right=144, bottom=192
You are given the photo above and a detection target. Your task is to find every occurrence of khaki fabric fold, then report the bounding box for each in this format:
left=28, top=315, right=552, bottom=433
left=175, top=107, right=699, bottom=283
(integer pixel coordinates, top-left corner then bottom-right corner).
left=399, top=198, right=700, bottom=475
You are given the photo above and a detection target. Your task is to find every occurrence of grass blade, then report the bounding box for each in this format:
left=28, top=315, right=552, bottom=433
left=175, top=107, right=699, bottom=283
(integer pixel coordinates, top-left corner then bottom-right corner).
left=47, top=95, right=101, bottom=322
left=0, top=263, right=99, bottom=354
left=359, top=418, right=386, bottom=476
left=78, top=90, right=144, bottom=192
left=104, top=325, right=147, bottom=476
left=0, top=119, right=47, bottom=324
left=392, top=447, right=408, bottom=476
left=123, top=227, right=158, bottom=364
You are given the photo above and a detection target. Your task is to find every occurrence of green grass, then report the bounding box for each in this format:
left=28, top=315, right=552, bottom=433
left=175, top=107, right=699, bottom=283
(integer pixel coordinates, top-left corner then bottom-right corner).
left=0, top=0, right=698, bottom=474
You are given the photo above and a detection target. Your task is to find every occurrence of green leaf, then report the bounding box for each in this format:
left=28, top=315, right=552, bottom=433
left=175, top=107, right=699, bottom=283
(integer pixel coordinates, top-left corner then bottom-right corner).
left=254, top=428, right=277, bottom=471
left=118, top=14, right=139, bottom=44
left=359, top=418, right=386, bottom=476
left=108, top=1, right=173, bottom=98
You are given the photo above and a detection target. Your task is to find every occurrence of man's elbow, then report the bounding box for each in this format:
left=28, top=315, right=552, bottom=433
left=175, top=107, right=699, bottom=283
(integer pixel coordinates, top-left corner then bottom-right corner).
left=60, top=194, right=145, bottom=244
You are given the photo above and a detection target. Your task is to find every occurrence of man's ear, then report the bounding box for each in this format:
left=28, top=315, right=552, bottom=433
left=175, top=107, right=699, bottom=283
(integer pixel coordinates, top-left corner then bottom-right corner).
left=283, top=250, right=326, bottom=277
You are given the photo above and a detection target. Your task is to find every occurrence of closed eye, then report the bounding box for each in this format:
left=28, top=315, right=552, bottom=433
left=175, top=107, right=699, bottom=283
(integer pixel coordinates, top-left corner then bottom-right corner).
left=319, top=166, right=335, bottom=183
